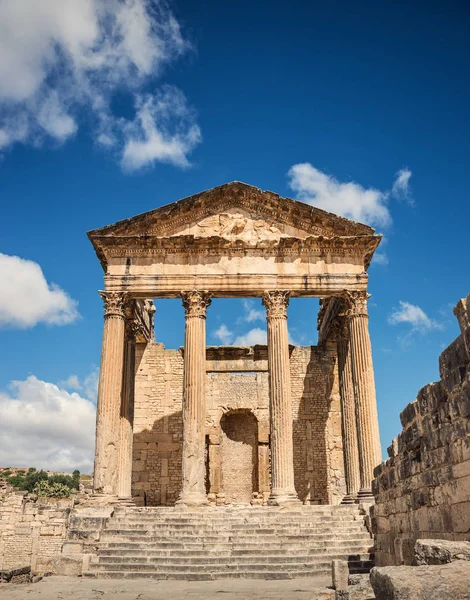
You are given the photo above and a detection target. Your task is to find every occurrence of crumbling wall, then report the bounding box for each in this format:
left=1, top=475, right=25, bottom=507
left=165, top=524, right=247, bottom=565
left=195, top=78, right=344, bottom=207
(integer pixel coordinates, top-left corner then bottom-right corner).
left=0, top=492, right=73, bottom=572
left=372, top=293, right=470, bottom=566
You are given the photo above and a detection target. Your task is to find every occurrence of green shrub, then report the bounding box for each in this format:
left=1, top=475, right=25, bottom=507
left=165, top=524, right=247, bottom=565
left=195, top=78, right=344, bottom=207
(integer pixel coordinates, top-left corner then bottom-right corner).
left=1, top=470, right=12, bottom=478
left=33, top=481, right=72, bottom=498
left=6, top=468, right=80, bottom=494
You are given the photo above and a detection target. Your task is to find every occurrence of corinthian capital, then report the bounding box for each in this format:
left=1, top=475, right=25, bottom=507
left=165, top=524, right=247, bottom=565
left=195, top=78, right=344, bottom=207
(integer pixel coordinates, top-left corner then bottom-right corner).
left=342, top=290, right=370, bottom=318
left=181, top=290, right=211, bottom=319
left=99, top=291, right=130, bottom=318
left=262, top=290, right=290, bottom=319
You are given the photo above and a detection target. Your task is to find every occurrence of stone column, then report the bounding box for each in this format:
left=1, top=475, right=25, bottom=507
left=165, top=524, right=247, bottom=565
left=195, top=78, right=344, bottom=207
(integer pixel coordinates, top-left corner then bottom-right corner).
left=333, top=315, right=361, bottom=503
left=177, top=290, right=211, bottom=506
left=94, top=291, right=129, bottom=495
left=344, top=291, right=382, bottom=499
left=262, top=290, right=299, bottom=505
left=117, top=312, right=139, bottom=499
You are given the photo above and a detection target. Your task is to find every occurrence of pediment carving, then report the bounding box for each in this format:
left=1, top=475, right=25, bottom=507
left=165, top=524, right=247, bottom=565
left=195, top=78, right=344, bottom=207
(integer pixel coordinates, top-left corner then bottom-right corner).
left=170, top=209, right=290, bottom=245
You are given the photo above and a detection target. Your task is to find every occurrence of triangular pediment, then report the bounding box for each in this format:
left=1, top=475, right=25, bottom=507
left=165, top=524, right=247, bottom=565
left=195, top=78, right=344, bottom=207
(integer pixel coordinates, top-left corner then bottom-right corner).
left=88, top=182, right=375, bottom=241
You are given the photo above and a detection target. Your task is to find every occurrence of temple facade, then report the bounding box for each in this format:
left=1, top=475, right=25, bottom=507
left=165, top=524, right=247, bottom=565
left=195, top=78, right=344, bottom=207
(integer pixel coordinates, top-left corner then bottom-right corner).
left=88, top=182, right=382, bottom=507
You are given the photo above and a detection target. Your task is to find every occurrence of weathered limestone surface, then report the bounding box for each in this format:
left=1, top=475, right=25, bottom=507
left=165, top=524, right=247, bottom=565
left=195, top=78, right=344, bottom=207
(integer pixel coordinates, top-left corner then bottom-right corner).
left=88, top=182, right=380, bottom=298
left=132, top=343, right=344, bottom=506
left=414, top=539, right=470, bottom=565
left=263, top=290, right=299, bottom=504
left=332, top=559, right=349, bottom=590
left=88, top=182, right=380, bottom=511
left=335, top=316, right=361, bottom=501
left=372, top=293, right=470, bottom=566
left=94, top=291, right=128, bottom=495
left=370, top=562, right=470, bottom=600
left=345, top=292, right=381, bottom=498
left=0, top=494, right=73, bottom=572
left=177, top=291, right=211, bottom=506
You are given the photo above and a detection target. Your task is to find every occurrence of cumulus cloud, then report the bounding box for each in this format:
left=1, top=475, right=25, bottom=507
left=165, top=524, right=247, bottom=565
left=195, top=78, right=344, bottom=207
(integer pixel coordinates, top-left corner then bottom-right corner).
left=388, top=301, right=443, bottom=333
left=0, top=0, right=200, bottom=169
left=213, top=324, right=233, bottom=345
left=236, top=300, right=264, bottom=324
left=391, top=168, right=413, bottom=203
left=120, top=87, right=201, bottom=171
left=0, top=253, right=79, bottom=329
left=233, top=328, right=267, bottom=346
left=212, top=323, right=267, bottom=346
left=287, top=163, right=391, bottom=228
left=0, top=375, right=96, bottom=473
left=59, top=368, right=99, bottom=402
left=287, top=163, right=414, bottom=229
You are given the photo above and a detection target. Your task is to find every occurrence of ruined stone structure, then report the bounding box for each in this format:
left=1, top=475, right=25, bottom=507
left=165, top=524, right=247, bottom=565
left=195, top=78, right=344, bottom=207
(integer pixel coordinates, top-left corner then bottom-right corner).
left=87, top=182, right=383, bottom=507
left=372, top=293, right=470, bottom=566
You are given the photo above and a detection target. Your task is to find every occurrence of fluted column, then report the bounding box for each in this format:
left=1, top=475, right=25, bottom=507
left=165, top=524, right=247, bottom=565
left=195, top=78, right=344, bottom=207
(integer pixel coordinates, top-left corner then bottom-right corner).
left=117, top=312, right=139, bottom=499
left=262, top=290, right=299, bottom=505
left=94, top=291, right=129, bottom=495
left=177, top=290, right=211, bottom=506
left=344, top=291, right=382, bottom=499
left=334, top=315, right=361, bottom=503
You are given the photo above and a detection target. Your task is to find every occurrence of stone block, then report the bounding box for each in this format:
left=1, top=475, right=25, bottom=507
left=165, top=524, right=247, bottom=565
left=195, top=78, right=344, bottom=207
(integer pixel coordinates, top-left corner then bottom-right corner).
left=51, top=555, right=83, bottom=576
left=332, top=559, right=349, bottom=591
left=370, top=561, right=470, bottom=600
left=414, top=539, right=470, bottom=565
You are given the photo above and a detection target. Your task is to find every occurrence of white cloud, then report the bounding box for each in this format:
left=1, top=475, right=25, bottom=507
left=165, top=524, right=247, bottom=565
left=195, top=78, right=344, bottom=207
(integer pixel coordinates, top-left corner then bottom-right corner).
left=0, top=0, right=200, bottom=169
left=233, top=328, right=267, bottom=346
left=372, top=252, right=389, bottom=266
left=0, top=253, right=79, bottom=329
left=392, top=168, right=413, bottom=203
left=120, top=87, right=201, bottom=171
left=58, top=375, right=81, bottom=391
left=388, top=301, right=443, bottom=333
left=237, top=300, right=265, bottom=324
left=213, top=324, right=233, bottom=345
left=287, top=163, right=391, bottom=228
left=287, top=164, right=415, bottom=229
left=0, top=375, right=96, bottom=473
left=58, top=367, right=99, bottom=402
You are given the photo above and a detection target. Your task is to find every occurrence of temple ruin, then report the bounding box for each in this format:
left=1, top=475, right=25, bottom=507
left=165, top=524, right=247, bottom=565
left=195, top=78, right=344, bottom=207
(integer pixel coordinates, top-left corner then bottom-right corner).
left=87, top=181, right=382, bottom=507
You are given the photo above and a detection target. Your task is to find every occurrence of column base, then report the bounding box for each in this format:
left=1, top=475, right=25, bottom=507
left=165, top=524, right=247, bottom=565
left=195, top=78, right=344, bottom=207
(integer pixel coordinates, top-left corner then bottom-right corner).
left=268, top=490, right=301, bottom=506
left=341, top=494, right=357, bottom=505
left=357, top=488, right=374, bottom=501
left=176, top=492, right=209, bottom=507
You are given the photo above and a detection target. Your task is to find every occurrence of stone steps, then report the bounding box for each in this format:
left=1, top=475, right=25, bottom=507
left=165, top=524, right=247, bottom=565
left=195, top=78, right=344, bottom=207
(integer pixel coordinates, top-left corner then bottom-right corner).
left=99, top=543, right=372, bottom=556
left=83, top=505, right=374, bottom=580
left=93, top=553, right=373, bottom=565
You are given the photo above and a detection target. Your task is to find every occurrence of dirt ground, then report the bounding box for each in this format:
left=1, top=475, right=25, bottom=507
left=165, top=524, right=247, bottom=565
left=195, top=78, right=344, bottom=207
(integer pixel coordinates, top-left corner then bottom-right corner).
left=0, top=575, right=334, bottom=600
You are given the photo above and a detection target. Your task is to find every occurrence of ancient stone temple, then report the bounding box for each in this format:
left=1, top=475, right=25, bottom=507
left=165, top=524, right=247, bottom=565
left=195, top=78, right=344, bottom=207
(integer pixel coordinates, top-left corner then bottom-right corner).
left=88, top=182, right=382, bottom=508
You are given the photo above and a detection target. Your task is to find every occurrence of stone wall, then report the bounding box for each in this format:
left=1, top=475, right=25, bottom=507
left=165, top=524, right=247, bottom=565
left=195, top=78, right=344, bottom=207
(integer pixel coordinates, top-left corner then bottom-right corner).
left=372, top=293, right=470, bottom=566
left=0, top=492, right=73, bottom=572
left=132, top=342, right=345, bottom=506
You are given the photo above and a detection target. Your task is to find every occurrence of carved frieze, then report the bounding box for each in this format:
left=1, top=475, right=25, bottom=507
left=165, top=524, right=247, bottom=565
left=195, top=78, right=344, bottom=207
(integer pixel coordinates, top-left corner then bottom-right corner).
left=181, top=290, right=212, bottom=319
left=262, top=290, right=291, bottom=319
left=184, top=211, right=286, bottom=245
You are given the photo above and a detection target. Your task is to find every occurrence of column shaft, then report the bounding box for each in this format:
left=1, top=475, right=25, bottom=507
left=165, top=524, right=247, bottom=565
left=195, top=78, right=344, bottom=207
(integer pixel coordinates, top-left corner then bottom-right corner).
left=262, top=290, right=299, bottom=505
left=177, top=291, right=211, bottom=506
left=336, top=319, right=361, bottom=501
left=94, top=292, right=128, bottom=495
left=346, top=292, right=382, bottom=497
left=117, top=323, right=137, bottom=498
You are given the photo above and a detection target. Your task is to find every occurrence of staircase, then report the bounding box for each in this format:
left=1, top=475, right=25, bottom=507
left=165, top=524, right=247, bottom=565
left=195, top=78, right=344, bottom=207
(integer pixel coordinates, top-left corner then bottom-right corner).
left=82, top=505, right=374, bottom=580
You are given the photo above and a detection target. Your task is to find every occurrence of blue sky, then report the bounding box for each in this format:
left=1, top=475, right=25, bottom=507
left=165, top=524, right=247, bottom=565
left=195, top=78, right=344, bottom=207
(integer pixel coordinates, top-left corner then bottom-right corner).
left=0, top=0, right=469, bottom=472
